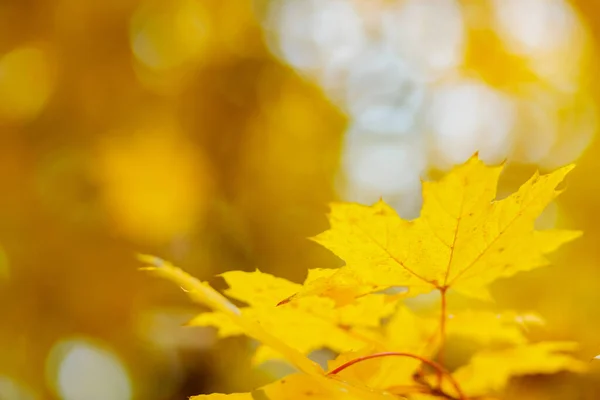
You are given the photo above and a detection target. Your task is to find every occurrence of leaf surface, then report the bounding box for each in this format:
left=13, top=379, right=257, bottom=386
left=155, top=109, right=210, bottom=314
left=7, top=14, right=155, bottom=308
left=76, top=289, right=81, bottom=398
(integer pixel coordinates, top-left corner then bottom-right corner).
left=188, top=270, right=395, bottom=365
left=327, top=306, right=438, bottom=391
left=190, top=373, right=394, bottom=400
left=445, top=310, right=543, bottom=346
left=291, top=156, right=580, bottom=304
left=445, top=341, right=587, bottom=397
left=140, top=257, right=395, bottom=400
left=138, top=255, right=322, bottom=375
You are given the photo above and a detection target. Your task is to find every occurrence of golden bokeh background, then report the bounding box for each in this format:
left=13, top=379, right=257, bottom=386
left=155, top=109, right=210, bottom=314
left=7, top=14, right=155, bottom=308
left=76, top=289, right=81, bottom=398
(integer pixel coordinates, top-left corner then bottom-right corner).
left=2, top=0, right=600, bottom=399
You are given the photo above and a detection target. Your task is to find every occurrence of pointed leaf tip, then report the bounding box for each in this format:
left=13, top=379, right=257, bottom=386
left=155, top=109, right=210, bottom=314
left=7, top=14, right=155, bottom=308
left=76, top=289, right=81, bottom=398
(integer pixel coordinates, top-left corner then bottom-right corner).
left=561, top=163, right=576, bottom=174
left=137, top=253, right=165, bottom=268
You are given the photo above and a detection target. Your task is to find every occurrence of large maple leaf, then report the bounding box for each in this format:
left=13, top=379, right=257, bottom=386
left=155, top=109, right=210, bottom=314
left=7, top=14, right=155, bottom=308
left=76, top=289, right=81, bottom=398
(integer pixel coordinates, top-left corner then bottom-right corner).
left=290, top=155, right=580, bottom=304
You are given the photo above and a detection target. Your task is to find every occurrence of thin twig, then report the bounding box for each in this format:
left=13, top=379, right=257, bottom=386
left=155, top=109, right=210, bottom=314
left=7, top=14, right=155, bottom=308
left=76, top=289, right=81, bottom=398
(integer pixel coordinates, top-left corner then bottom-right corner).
left=326, top=351, right=467, bottom=400
left=438, top=286, right=449, bottom=386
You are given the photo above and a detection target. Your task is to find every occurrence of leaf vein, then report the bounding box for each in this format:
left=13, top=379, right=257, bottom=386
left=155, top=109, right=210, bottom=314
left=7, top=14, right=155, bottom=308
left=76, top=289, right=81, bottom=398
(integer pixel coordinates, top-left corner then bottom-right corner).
left=443, top=183, right=466, bottom=286
left=449, top=194, right=542, bottom=285
left=351, top=221, right=436, bottom=287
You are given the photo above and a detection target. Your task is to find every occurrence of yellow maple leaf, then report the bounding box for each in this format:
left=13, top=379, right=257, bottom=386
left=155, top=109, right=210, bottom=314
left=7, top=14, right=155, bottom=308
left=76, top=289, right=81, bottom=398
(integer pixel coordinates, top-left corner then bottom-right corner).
left=445, top=310, right=542, bottom=346
left=187, top=270, right=395, bottom=365
left=220, top=270, right=395, bottom=328
left=190, top=373, right=395, bottom=400
left=281, top=267, right=403, bottom=307
left=327, top=306, right=438, bottom=391
left=139, top=255, right=394, bottom=400
left=138, top=255, right=321, bottom=375
left=443, top=341, right=587, bottom=397
left=292, top=155, right=580, bottom=304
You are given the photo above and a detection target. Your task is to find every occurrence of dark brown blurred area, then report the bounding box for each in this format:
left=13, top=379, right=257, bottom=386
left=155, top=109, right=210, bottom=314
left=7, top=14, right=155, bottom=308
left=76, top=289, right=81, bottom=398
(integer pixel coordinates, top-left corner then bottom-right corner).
left=1, top=0, right=600, bottom=399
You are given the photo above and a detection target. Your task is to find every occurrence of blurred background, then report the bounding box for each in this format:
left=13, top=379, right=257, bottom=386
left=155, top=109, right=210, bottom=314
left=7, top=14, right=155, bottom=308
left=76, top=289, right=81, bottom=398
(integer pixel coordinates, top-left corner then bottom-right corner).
left=2, top=0, right=600, bottom=399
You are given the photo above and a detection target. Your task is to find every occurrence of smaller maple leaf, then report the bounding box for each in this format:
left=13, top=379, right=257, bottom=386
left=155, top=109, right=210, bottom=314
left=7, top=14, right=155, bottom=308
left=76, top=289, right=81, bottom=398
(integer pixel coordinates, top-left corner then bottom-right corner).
left=139, top=255, right=395, bottom=400
left=189, top=373, right=389, bottom=400
left=444, top=310, right=543, bottom=346
left=285, top=155, right=581, bottom=305
left=440, top=341, right=587, bottom=397
left=327, top=305, right=439, bottom=392
left=187, top=269, right=396, bottom=365
left=138, top=255, right=321, bottom=375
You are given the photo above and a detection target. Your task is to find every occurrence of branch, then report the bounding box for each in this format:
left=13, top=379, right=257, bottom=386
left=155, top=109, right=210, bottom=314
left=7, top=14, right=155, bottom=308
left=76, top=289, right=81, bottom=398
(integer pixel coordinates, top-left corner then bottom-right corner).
left=438, top=286, right=449, bottom=385
left=326, top=351, right=467, bottom=400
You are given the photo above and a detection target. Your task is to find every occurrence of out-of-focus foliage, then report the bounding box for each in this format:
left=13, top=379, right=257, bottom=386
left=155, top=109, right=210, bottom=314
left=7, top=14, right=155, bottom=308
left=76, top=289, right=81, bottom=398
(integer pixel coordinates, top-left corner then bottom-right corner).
left=2, top=0, right=600, bottom=399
